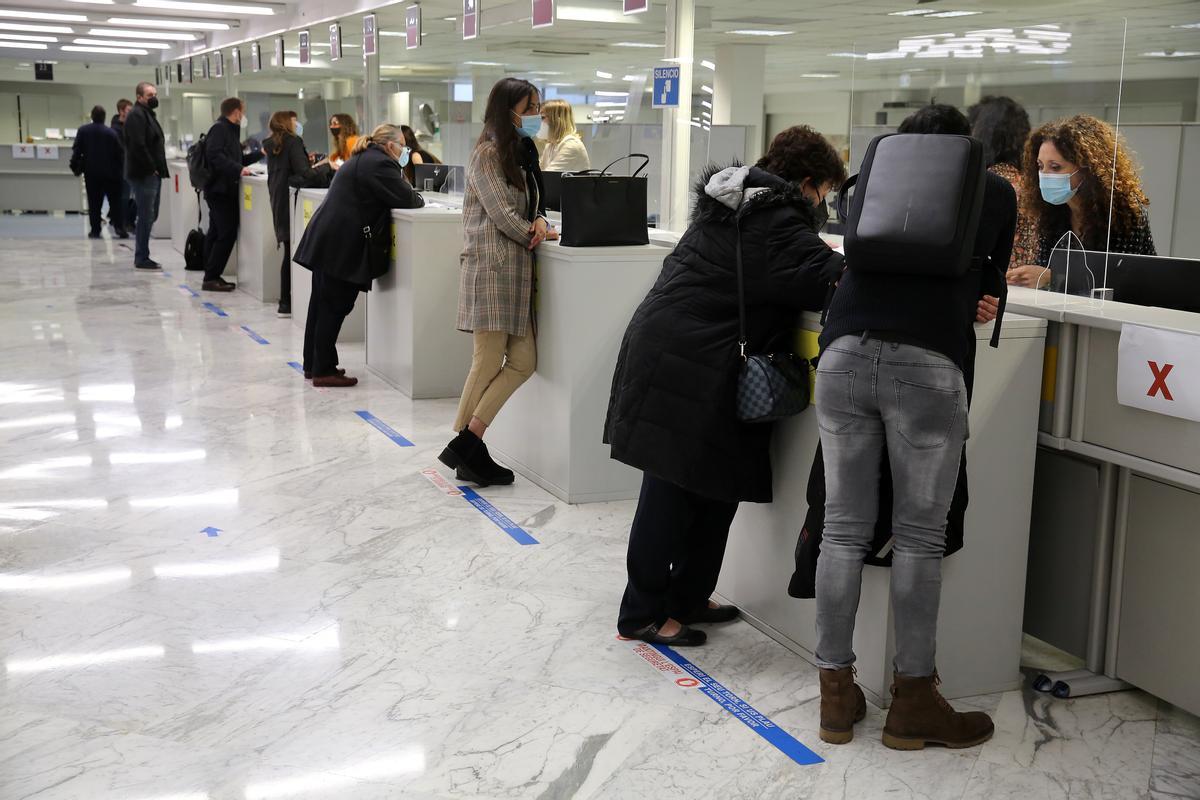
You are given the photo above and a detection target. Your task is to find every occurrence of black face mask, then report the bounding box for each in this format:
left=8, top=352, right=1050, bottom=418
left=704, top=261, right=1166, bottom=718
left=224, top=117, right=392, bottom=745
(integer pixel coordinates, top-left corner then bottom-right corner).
left=146, top=96, right=159, bottom=110
left=329, top=127, right=340, bottom=138
left=812, top=197, right=830, bottom=230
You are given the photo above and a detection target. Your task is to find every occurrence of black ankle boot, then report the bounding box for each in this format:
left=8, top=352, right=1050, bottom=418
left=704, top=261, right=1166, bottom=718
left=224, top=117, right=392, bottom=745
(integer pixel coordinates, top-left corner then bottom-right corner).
left=438, top=429, right=514, bottom=487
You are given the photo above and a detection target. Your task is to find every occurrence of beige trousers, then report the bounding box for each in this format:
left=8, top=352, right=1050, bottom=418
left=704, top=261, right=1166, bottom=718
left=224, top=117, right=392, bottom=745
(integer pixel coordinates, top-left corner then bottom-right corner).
left=453, top=331, right=537, bottom=431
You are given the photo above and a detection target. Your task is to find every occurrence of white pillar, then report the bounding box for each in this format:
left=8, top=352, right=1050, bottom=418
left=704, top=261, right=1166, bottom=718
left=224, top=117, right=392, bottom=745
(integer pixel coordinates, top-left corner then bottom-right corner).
left=660, top=0, right=695, bottom=233
left=713, top=44, right=766, bottom=162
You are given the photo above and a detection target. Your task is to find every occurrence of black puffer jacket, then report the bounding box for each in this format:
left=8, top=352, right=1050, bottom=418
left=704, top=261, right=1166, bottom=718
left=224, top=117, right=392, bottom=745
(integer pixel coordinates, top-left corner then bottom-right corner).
left=604, top=165, right=843, bottom=504
left=265, top=132, right=327, bottom=243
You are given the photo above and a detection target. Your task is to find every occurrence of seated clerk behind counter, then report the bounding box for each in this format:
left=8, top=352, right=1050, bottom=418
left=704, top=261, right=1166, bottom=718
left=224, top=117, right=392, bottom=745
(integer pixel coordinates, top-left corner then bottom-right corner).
left=1007, top=114, right=1155, bottom=289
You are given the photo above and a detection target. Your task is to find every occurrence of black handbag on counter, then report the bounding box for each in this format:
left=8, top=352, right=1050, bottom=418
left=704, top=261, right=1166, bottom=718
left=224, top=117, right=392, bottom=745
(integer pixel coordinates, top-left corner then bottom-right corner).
left=559, top=154, right=650, bottom=247
left=733, top=213, right=811, bottom=423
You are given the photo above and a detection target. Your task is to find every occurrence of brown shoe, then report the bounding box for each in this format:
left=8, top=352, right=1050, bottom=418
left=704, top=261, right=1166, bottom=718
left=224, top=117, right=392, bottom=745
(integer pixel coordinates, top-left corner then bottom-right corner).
left=303, top=368, right=345, bottom=380
left=313, top=374, right=358, bottom=388
left=882, top=672, right=994, bottom=750
left=819, top=666, right=867, bottom=744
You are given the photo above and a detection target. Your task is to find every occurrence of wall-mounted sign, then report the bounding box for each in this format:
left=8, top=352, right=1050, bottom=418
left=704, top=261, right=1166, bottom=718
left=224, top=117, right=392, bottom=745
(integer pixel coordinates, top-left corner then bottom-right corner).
left=162, top=63, right=169, bottom=84
left=652, top=65, right=680, bottom=108
left=34, top=62, right=54, bottom=81
left=213, top=50, right=223, bottom=77
left=273, top=36, right=283, bottom=69
left=35, top=145, right=59, bottom=160
left=624, top=0, right=649, bottom=13
left=187, top=57, right=195, bottom=83
left=405, top=5, right=421, bottom=50
left=176, top=62, right=183, bottom=83
left=298, top=29, right=311, bottom=65
left=233, top=47, right=242, bottom=74
left=463, top=0, right=478, bottom=40
left=329, top=23, right=342, bottom=61
left=532, top=0, right=553, bottom=28
left=363, top=14, right=377, bottom=56
left=154, top=66, right=161, bottom=86
left=251, top=41, right=262, bottom=72
left=201, top=54, right=210, bottom=79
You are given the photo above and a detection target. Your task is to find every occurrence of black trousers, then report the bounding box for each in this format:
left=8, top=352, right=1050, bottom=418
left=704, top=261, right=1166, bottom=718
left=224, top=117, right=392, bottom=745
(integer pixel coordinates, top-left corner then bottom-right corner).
left=279, top=240, right=292, bottom=307
left=203, top=193, right=239, bottom=282
left=302, top=270, right=360, bottom=376
left=85, top=176, right=123, bottom=236
left=617, top=473, right=739, bottom=636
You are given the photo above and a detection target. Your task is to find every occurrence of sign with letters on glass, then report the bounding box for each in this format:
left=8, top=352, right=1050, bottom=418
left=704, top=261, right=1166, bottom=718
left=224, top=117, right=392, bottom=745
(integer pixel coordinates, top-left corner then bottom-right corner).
left=624, top=0, right=649, bottom=13
left=532, top=0, right=553, bottom=28
left=652, top=66, right=680, bottom=108
left=405, top=5, right=421, bottom=49
left=233, top=47, right=242, bottom=74
left=329, top=23, right=342, bottom=61
left=201, top=54, right=210, bottom=79
left=463, top=0, right=479, bottom=40
left=251, top=41, right=262, bottom=72
left=363, top=14, right=377, bottom=56
left=273, top=36, right=283, bottom=69
left=298, top=30, right=311, bottom=65
left=213, top=50, right=223, bottom=77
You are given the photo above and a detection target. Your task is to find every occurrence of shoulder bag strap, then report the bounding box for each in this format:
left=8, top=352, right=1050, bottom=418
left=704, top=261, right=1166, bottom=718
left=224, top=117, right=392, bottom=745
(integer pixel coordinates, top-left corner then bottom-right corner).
left=735, top=215, right=747, bottom=360
left=194, top=189, right=201, bottom=227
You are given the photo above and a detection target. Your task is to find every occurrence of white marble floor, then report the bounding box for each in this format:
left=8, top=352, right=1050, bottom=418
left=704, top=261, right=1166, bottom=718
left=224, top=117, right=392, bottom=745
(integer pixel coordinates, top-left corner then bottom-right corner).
left=1, top=229, right=1198, bottom=800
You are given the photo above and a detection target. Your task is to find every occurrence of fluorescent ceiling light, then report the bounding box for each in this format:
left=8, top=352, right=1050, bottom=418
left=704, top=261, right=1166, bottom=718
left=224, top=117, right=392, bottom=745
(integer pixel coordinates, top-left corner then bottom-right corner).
left=0, top=33, right=57, bottom=42
left=66, top=0, right=115, bottom=4
left=443, top=16, right=457, bottom=21
left=594, top=100, right=627, bottom=107
left=595, top=69, right=612, bottom=78
left=829, top=51, right=864, bottom=58
left=0, top=22, right=73, bottom=33
left=1028, top=59, right=1071, bottom=64
left=88, top=28, right=197, bottom=40
left=612, top=41, right=660, bottom=47
left=594, top=90, right=627, bottom=96
left=926, top=11, right=981, bottom=18
left=558, top=5, right=627, bottom=23
left=0, top=10, right=87, bottom=21
left=1171, top=22, right=1200, bottom=29
left=700, top=59, right=714, bottom=70
left=463, top=59, right=503, bottom=66
left=1142, top=50, right=1200, bottom=58
left=134, top=0, right=275, bottom=15
left=801, top=72, right=839, bottom=78
left=75, top=37, right=169, bottom=48
left=727, top=29, right=793, bottom=36
left=888, top=8, right=936, bottom=15
left=62, top=44, right=148, bottom=53
left=700, top=99, right=712, bottom=108
left=701, top=84, right=713, bottom=94
left=528, top=70, right=563, bottom=75
left=108, top=16, right=229, bottom=30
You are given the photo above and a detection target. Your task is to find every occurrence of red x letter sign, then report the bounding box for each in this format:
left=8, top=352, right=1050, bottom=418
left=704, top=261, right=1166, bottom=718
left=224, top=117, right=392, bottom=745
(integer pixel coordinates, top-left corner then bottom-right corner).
left=1148, top=361, right=1174, bottom=401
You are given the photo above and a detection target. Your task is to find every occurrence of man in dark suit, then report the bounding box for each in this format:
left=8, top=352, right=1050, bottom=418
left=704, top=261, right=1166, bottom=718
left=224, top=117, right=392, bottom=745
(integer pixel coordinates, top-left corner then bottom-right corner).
left=200, top=97, right=262, bottom=292
left=72, top=105, right=126, bottom=240
left=111, top=98, right=136, bottom=235
left=123, top=81, right=168, bottom=270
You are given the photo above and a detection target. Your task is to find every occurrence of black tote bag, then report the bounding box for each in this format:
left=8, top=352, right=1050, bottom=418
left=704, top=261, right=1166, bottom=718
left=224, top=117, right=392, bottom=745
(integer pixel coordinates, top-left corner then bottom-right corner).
left=559, top=154, right=650, bottom=247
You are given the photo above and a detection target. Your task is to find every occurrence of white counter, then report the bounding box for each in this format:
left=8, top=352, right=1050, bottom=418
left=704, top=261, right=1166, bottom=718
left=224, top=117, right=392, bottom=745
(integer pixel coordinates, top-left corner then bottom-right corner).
left=236, top=175, right=280, bottom=302
left=166, top=160, right=236, bottom=275
left=150, top=174, right=171, bottom=239
left=366, top=205, right=472, bottom=399
left=716, top=313, right=1049, bottom=707
left=289, top=187, right=364, bottom=342
left=485, top=239, right=671, bottom=503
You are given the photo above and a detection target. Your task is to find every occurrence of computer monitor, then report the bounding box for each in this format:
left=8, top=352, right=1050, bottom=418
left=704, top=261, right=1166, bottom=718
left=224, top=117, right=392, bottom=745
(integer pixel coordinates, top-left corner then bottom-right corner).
left=541, top=171, right=563, bottom=212
left=1046, top=248, right=1200, bottom=312
left=413, top=163, right=464, bottom=194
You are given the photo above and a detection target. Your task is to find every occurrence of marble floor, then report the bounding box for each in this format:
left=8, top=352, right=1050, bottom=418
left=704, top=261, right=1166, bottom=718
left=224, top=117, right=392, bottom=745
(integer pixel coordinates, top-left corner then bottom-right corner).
left=1, top=230, right=1198, bottom=800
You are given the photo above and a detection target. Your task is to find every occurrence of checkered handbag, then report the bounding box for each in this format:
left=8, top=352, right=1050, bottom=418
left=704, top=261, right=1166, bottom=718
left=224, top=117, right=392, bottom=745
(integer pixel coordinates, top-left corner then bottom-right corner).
left=734, top=215, right=812, bottom=423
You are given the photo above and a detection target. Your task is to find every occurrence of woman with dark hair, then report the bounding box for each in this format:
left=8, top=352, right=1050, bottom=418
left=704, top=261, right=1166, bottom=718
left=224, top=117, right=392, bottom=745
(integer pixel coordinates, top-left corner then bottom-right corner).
left=328, top=113, right=360, bottom=167
left=1008, top=114, right=1155, bottom=288
left=400, top=123, right=440, bottom=186
left=438, top=77, right=555, bottom=484
left=265, top=110, right=329, bottom=317
left=969, top=96, right=1037, bottom=265
left=605, top=125, right=846, bottom=647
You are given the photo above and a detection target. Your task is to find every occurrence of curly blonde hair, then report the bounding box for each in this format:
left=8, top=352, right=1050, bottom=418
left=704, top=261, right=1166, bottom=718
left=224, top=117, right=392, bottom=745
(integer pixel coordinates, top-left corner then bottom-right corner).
left=1021, top=115, right=1149, bottom=249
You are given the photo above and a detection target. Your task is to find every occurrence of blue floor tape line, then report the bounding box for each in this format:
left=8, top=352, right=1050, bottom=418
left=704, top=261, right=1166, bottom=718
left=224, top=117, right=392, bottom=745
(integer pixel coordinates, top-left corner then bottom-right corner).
left=287, top=361, right=304, bottom=374
left=240, top=325, right=269, bottom=345
left=178, top=284, right=199, bottom=298
left=354, top=410, right=414, bottom=447
left=651, top=644, right=824, bottom=766
left=202, top=302, right=228, bottom=318
left=458, top=486, right=539, bottom=545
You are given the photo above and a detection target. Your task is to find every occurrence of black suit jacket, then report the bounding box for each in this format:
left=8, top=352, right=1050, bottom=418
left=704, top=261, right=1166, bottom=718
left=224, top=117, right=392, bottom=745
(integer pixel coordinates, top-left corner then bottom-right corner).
left=203, top=116, right=262, bottom=198
left=72, top=122, right=124, bottom=182
left=123, top=103, right=167, bottom=180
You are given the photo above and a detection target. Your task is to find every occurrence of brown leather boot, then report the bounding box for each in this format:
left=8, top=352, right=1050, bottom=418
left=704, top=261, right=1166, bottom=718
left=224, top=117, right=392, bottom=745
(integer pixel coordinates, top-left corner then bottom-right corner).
left=819, top=666, right=867, bottom=744
left=882, top=672, right=994, bottom=750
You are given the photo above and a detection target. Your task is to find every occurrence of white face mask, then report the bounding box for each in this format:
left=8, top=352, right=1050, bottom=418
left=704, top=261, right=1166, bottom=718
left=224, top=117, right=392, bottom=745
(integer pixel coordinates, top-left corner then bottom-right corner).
left=294, top=121, right=304, bottom=136
left=537, top=121, right=550, bottom=140
left=239, top=115, right=248, bottom=129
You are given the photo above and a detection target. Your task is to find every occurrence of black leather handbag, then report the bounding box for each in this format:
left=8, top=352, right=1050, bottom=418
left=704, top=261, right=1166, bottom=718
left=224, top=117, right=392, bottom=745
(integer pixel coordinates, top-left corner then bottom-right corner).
left=733, top=214, right=811, bottom=423
left=559, top=154, right=650, bottom=247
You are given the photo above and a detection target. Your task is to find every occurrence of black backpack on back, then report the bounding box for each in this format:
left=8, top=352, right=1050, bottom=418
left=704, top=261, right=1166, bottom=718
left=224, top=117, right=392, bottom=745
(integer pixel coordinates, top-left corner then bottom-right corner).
left=841, top=133, right=986, bottom=278
left=186, top=133, right=211, bottom=191
left=184, top=192, right=205, bottom=271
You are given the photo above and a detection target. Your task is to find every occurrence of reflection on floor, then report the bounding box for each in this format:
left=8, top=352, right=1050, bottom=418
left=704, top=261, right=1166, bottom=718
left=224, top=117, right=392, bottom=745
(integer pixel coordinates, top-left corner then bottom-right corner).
left=1, top=233, right=1198, bottom=800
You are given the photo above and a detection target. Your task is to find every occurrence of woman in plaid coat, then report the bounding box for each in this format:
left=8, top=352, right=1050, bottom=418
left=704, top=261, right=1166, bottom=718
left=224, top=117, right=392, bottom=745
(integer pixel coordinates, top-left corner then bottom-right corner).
left=439, top=78, right=554, bottom=486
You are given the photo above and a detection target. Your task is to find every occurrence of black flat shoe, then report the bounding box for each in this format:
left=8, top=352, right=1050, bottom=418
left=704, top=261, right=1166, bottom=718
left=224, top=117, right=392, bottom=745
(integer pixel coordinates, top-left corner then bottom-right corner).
left=677, top=604, right=740, bottom=625
left=627, top=623, right=707, bottom=647
left=440, top=429, right=514, bottom=487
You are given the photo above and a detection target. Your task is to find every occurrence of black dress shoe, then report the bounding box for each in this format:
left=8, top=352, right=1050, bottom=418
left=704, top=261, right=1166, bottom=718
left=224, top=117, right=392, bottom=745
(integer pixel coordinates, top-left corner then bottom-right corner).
left=87, top=232, right=101, bottom=239
left=677, top=604, right=741, bottom=625
left=627, top=623, right=707, bottom=647
left=439, top=429, right=514, bottom=487
left=303, top=367, right=344, bottom=380
left=134, top=260, right=162, bottom=270
left=202, top=280, right=235, bottom=292
left=116, top=230, right=130, bottom=240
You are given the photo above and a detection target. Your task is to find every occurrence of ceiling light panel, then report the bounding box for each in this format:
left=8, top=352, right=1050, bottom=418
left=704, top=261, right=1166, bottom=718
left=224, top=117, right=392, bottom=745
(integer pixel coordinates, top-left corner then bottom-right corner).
left=74, top=37, right=170, bottom=48
left=0, top=32, right=57, bottom=41
left=133, top=0, right=276, bottom=16
left=0, top=10, right=88, bottom=21
left=0, top=40, right=47, bottom=48
left=62, top=44, right=148, bottom=53
left=0, top=23, right=74, bottom=33
left=88, top=28, right=197, bottom=40
left=108, top=17, right=229, bottom=30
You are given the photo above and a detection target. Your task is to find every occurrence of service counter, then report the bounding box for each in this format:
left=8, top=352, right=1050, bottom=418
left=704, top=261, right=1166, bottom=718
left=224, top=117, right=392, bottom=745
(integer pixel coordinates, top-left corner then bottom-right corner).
left=485, top=239, right=671, bottom=503
left=1003, top=287, right=1200, bottom=716
left=288, top=187, right=364, bottom=342
left=167, top=160, right=236, bottom=275
left=365, top=204, right=472, bottom=399
left=236, top=175, right=279, bottom=302
left=0, top=144, right=82, bottom=213
left=151, top=175, right=171, bottom=240
left=716, top=312, right=1048, bottom=707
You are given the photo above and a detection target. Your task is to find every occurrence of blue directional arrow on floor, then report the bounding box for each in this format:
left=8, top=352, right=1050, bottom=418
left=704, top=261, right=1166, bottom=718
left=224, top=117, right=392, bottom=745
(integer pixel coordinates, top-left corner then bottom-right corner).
left=202, top=302, right=228, bottom=318
left=240, top=325, right=269, bottom=345
left=201, top=526, right=221, bottom=537
left=178, top=284, right=199, bottom=298
left=355, top=411, right=414, bottom=447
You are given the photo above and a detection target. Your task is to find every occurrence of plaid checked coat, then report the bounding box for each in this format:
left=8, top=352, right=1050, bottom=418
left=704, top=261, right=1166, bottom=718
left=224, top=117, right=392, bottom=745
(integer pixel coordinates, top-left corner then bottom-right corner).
left=456, top=137, right=545, bottom=337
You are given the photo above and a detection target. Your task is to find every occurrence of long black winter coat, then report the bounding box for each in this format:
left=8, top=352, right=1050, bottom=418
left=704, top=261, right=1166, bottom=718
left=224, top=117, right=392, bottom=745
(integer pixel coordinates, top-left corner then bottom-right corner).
left=203, top=116, right=262, bottom=198
left=292, top=143, right=424, bottom=290
left=265, top=132, right=327, bottom=243
left=604, top=165, right=843, bottom=504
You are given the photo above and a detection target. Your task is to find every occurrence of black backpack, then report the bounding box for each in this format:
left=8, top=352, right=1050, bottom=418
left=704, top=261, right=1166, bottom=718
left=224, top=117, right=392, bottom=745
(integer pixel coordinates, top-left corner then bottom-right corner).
left=186, top=133, right=211, bottom=191
left=184, top=192, right=205, bottom=271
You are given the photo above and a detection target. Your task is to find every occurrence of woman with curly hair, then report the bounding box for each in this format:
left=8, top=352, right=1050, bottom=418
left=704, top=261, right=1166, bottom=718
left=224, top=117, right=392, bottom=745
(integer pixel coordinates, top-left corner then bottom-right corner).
left=1008, top=114, right=1155, bottom=288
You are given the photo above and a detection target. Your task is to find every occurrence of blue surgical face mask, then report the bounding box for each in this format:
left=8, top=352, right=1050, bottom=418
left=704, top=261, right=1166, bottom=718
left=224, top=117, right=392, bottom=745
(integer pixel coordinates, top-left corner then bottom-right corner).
left=294, top=121, right=304, bottom=136
left=397, top=146, right=411, bottom=168
left=1039, top=170, right=1080, bottom=205
left=515, top=114, right=541, bottom=139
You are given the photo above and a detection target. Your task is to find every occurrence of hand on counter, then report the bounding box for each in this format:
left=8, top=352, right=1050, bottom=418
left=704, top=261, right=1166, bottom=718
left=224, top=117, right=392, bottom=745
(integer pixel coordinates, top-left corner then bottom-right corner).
left=528, top=217, right=549, bottom=250
left=976, top=295, right=1000, bottom=324
left=546, top=227, right=559, bottom=242
left=241, top=167, right=254, bottom=176
left=1007, top=265, right=1050, bottom=289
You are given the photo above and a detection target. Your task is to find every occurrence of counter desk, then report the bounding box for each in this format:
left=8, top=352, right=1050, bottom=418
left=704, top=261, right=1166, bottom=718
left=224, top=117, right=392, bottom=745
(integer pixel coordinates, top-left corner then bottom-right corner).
left=1004, top=287, right=1200, bottom=716
left=167, top=160, right=236, bottom=275
left=0, top=145, right=82, bottom=213
left=716, top=312, right=1049, bottom=707
left=236, top=174, right=279, bottom=302
left=288, top=187, right=364, bottom=342
left=485, top=239, right=670, bottom=503
left=366, top=203, right=472, bottom=399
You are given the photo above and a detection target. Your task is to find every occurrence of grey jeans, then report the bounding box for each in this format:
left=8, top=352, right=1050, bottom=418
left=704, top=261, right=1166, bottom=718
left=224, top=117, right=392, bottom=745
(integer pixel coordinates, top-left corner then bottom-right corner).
left=813, top=334, right=968, bottom=677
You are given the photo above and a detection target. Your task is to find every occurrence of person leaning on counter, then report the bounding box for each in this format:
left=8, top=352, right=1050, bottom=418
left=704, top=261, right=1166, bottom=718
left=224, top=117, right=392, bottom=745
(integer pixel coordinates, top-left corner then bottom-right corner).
left=1008, top=114, right=1155, bottom=288
left=439, top=77, right=557, bottom=486
left=606, top=125, right=847, bottom=647
left=292, top=124, right=424, bottom=387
